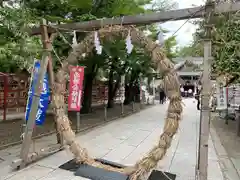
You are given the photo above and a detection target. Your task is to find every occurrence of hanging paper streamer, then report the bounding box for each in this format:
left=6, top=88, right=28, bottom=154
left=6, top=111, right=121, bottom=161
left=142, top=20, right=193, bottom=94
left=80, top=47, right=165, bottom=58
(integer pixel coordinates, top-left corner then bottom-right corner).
left=94, top=31, right=102, bottom=54
left=72, top=30, right=78, bottom=48
left=125, top=30, right=134, bottom=54
left=157, top=31, right=164, bottom=46
left=25, top=61, right=50, bottom=126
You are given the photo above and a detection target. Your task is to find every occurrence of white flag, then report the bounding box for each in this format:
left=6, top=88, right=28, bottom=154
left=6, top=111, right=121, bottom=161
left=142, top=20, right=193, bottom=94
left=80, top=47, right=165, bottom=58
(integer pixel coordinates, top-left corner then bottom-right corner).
left=157, top=31, right=164, bottom=46
left=125, top=30, right=134, bottom=54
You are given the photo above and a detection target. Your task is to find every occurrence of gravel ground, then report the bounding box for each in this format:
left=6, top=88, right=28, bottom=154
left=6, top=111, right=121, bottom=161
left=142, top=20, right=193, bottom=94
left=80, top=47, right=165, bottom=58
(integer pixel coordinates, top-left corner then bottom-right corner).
left=0, top=103, right=148, bottom=149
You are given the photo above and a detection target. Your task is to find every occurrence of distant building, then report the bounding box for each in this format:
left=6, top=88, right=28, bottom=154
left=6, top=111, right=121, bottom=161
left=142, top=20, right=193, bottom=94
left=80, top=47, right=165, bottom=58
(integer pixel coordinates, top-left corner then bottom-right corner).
left=173, top=57, right=203, bottom=95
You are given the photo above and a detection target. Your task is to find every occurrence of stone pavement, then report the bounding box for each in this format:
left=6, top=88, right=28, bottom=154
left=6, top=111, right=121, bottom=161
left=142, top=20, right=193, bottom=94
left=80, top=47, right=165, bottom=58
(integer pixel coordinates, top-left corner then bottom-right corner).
left=210, top=115, right=240, bottom=180
left=0, top=99, right=228, bottom=180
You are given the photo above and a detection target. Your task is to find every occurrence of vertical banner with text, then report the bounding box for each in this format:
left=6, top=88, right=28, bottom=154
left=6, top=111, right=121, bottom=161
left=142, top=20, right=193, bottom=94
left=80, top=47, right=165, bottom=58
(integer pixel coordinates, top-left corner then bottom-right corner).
left=25, top=61, right=50, bottom=125
left=216, top=83, right=228, bottom=110
left=68, top=66, right=85, bottom=111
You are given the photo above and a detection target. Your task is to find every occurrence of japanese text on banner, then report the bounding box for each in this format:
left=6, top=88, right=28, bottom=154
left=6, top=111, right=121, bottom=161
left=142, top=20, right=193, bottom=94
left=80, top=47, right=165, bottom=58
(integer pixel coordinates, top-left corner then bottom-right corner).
left=25, top=61, right=50, bottom=126
left=68, top=66, right=84, bottom=111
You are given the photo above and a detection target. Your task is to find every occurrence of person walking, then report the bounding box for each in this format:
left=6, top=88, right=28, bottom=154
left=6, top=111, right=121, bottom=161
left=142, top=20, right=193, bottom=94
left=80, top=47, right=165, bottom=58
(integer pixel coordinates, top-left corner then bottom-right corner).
left=180, top=86, right=184, bottom=97
left=159, top=87, right=165, bottom=104
left=188, top=88, right=193, bottom=97
left=195, top=85, right=202, bottom=110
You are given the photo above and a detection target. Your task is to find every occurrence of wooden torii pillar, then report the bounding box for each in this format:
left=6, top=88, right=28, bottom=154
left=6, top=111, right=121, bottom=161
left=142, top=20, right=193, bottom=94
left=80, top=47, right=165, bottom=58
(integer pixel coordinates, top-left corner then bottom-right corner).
left=196, top=1, right=213, bottom=180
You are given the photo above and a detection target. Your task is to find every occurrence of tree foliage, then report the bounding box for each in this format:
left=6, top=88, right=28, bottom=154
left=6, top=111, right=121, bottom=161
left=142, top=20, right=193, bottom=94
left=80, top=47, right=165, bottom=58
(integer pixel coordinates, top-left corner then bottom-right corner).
left=211, top=12, right=240, bottom=75
left=177, top=8, right=240, bottom=78
left=0, top=0, right=179, bottom=112
left=0, top=6, right=41, bottom=72
left=176, top=42, right=203, bottom=57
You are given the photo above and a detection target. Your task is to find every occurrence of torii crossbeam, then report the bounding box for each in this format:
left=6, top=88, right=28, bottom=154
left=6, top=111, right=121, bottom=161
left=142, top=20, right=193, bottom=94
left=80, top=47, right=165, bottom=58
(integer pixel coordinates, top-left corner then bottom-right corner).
left=29, top=2, right=240, bottom=35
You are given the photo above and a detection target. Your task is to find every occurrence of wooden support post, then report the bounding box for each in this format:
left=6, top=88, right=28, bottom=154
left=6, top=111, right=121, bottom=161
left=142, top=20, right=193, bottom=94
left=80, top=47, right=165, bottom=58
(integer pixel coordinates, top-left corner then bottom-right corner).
left=40, top=19, right=63, bottom=146
left=198, top=1, right=213, bottom=180
left=198, top=39, right=212, bottom=180
left=19, top=54, right=49, bottom=169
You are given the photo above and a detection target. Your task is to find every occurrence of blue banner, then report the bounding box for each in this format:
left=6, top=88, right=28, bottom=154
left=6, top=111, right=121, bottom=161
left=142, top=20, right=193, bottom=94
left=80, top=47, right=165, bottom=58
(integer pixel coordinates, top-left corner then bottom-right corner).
left=25, top=61, right=50, bottom=125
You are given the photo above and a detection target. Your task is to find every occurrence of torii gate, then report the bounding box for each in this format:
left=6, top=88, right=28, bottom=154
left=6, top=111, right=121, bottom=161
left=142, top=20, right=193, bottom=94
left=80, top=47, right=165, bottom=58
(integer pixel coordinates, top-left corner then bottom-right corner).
left=13, top=2, right=240, bottom=180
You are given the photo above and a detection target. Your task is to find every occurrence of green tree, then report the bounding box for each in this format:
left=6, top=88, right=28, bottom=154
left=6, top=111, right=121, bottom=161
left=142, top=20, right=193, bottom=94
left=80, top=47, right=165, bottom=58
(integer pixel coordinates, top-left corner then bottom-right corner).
left=0, top=6, right=41, bottom=72
left=178, top=8, right=240, bottom=80
left=176, top=42, right=203, bottom=57
left=1, top=0, right=178, bottom=112
left=164, top=36, right=178, bottom=59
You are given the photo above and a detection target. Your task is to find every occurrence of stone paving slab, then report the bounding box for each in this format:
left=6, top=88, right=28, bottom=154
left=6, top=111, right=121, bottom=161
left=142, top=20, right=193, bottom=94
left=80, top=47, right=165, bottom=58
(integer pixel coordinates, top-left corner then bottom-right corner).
left=210, top=126, right=240, bottom=180
left=1, top=99, right=227, bottom=180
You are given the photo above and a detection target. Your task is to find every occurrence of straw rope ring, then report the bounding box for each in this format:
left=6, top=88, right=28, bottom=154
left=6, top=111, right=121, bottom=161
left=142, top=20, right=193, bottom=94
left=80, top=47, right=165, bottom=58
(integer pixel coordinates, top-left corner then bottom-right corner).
left=52, top=25, right=183, bottom=180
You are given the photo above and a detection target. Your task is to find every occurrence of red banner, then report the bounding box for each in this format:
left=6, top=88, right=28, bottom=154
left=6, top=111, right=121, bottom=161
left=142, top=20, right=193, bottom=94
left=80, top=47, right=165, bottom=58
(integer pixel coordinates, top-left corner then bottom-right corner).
left=68, top=66, right=84, bottom=111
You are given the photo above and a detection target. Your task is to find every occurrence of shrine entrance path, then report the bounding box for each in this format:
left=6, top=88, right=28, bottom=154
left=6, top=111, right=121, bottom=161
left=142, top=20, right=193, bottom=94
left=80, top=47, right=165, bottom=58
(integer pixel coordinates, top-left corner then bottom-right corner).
left=1, top=99, right=228, bottom=180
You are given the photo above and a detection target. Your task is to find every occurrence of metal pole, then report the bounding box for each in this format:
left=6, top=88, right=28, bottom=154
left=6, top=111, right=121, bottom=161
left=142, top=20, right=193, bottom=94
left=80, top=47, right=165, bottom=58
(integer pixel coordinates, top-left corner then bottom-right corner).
left=76, top=112, right=80, bottom=133
left=225, top=86, right=229, bottom=124
left=198, top=2, right=213, bottom=179
left=3, top=75, right=8, bottom=121
left=19, top=54, right=49, bottom=169
left=104, top=86, right=107, bottom=121
left=140, top=76, right=143, bottom=109
left=152, top=77, right=155, bottom=104
left=197, top=104, right=203, bottom=171
left=121, top=103, right=124, bottom=115
left=132, top=95, right=135, bottom=112
left=120, top=75, right=125, bottom=115
left=236, top=109, right=240, bottom=136
left=104, top=104, right=107, bottom=120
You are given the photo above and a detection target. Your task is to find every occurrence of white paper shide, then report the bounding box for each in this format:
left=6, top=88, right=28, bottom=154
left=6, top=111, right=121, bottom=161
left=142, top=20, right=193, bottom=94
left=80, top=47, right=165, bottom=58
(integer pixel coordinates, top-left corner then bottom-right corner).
left=125, top=30, right=133, bottom=54
left=94, top=31, right=102, bottom=55
left=72, top=30, right=78, bottom=48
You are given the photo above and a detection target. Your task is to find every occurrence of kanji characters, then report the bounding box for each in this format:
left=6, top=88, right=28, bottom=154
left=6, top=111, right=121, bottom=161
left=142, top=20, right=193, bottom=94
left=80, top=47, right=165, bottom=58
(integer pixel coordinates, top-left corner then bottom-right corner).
left=68, top=66, right=84, bottom=111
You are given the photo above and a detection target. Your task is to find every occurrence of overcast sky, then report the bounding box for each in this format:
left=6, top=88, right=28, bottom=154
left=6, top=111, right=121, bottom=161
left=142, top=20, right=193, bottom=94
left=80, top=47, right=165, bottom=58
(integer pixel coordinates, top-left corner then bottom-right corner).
left=160, top=0, right=205, bottom=47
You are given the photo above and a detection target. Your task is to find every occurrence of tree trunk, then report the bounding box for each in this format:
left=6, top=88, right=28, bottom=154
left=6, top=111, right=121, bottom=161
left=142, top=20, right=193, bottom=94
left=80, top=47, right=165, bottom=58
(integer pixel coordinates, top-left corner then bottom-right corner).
left=107, top=70, right=121, bottom=108
left=135, top=84, right=141, bottom=102
left=124, top=71, right=139, bottom=104
left=124, top=82, right=134, bottom=105
left=81, top=63, right=98, bottom=113
left=81, top=73, right=94, bottom=114
left=107, top=68, right=114, bottom=108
